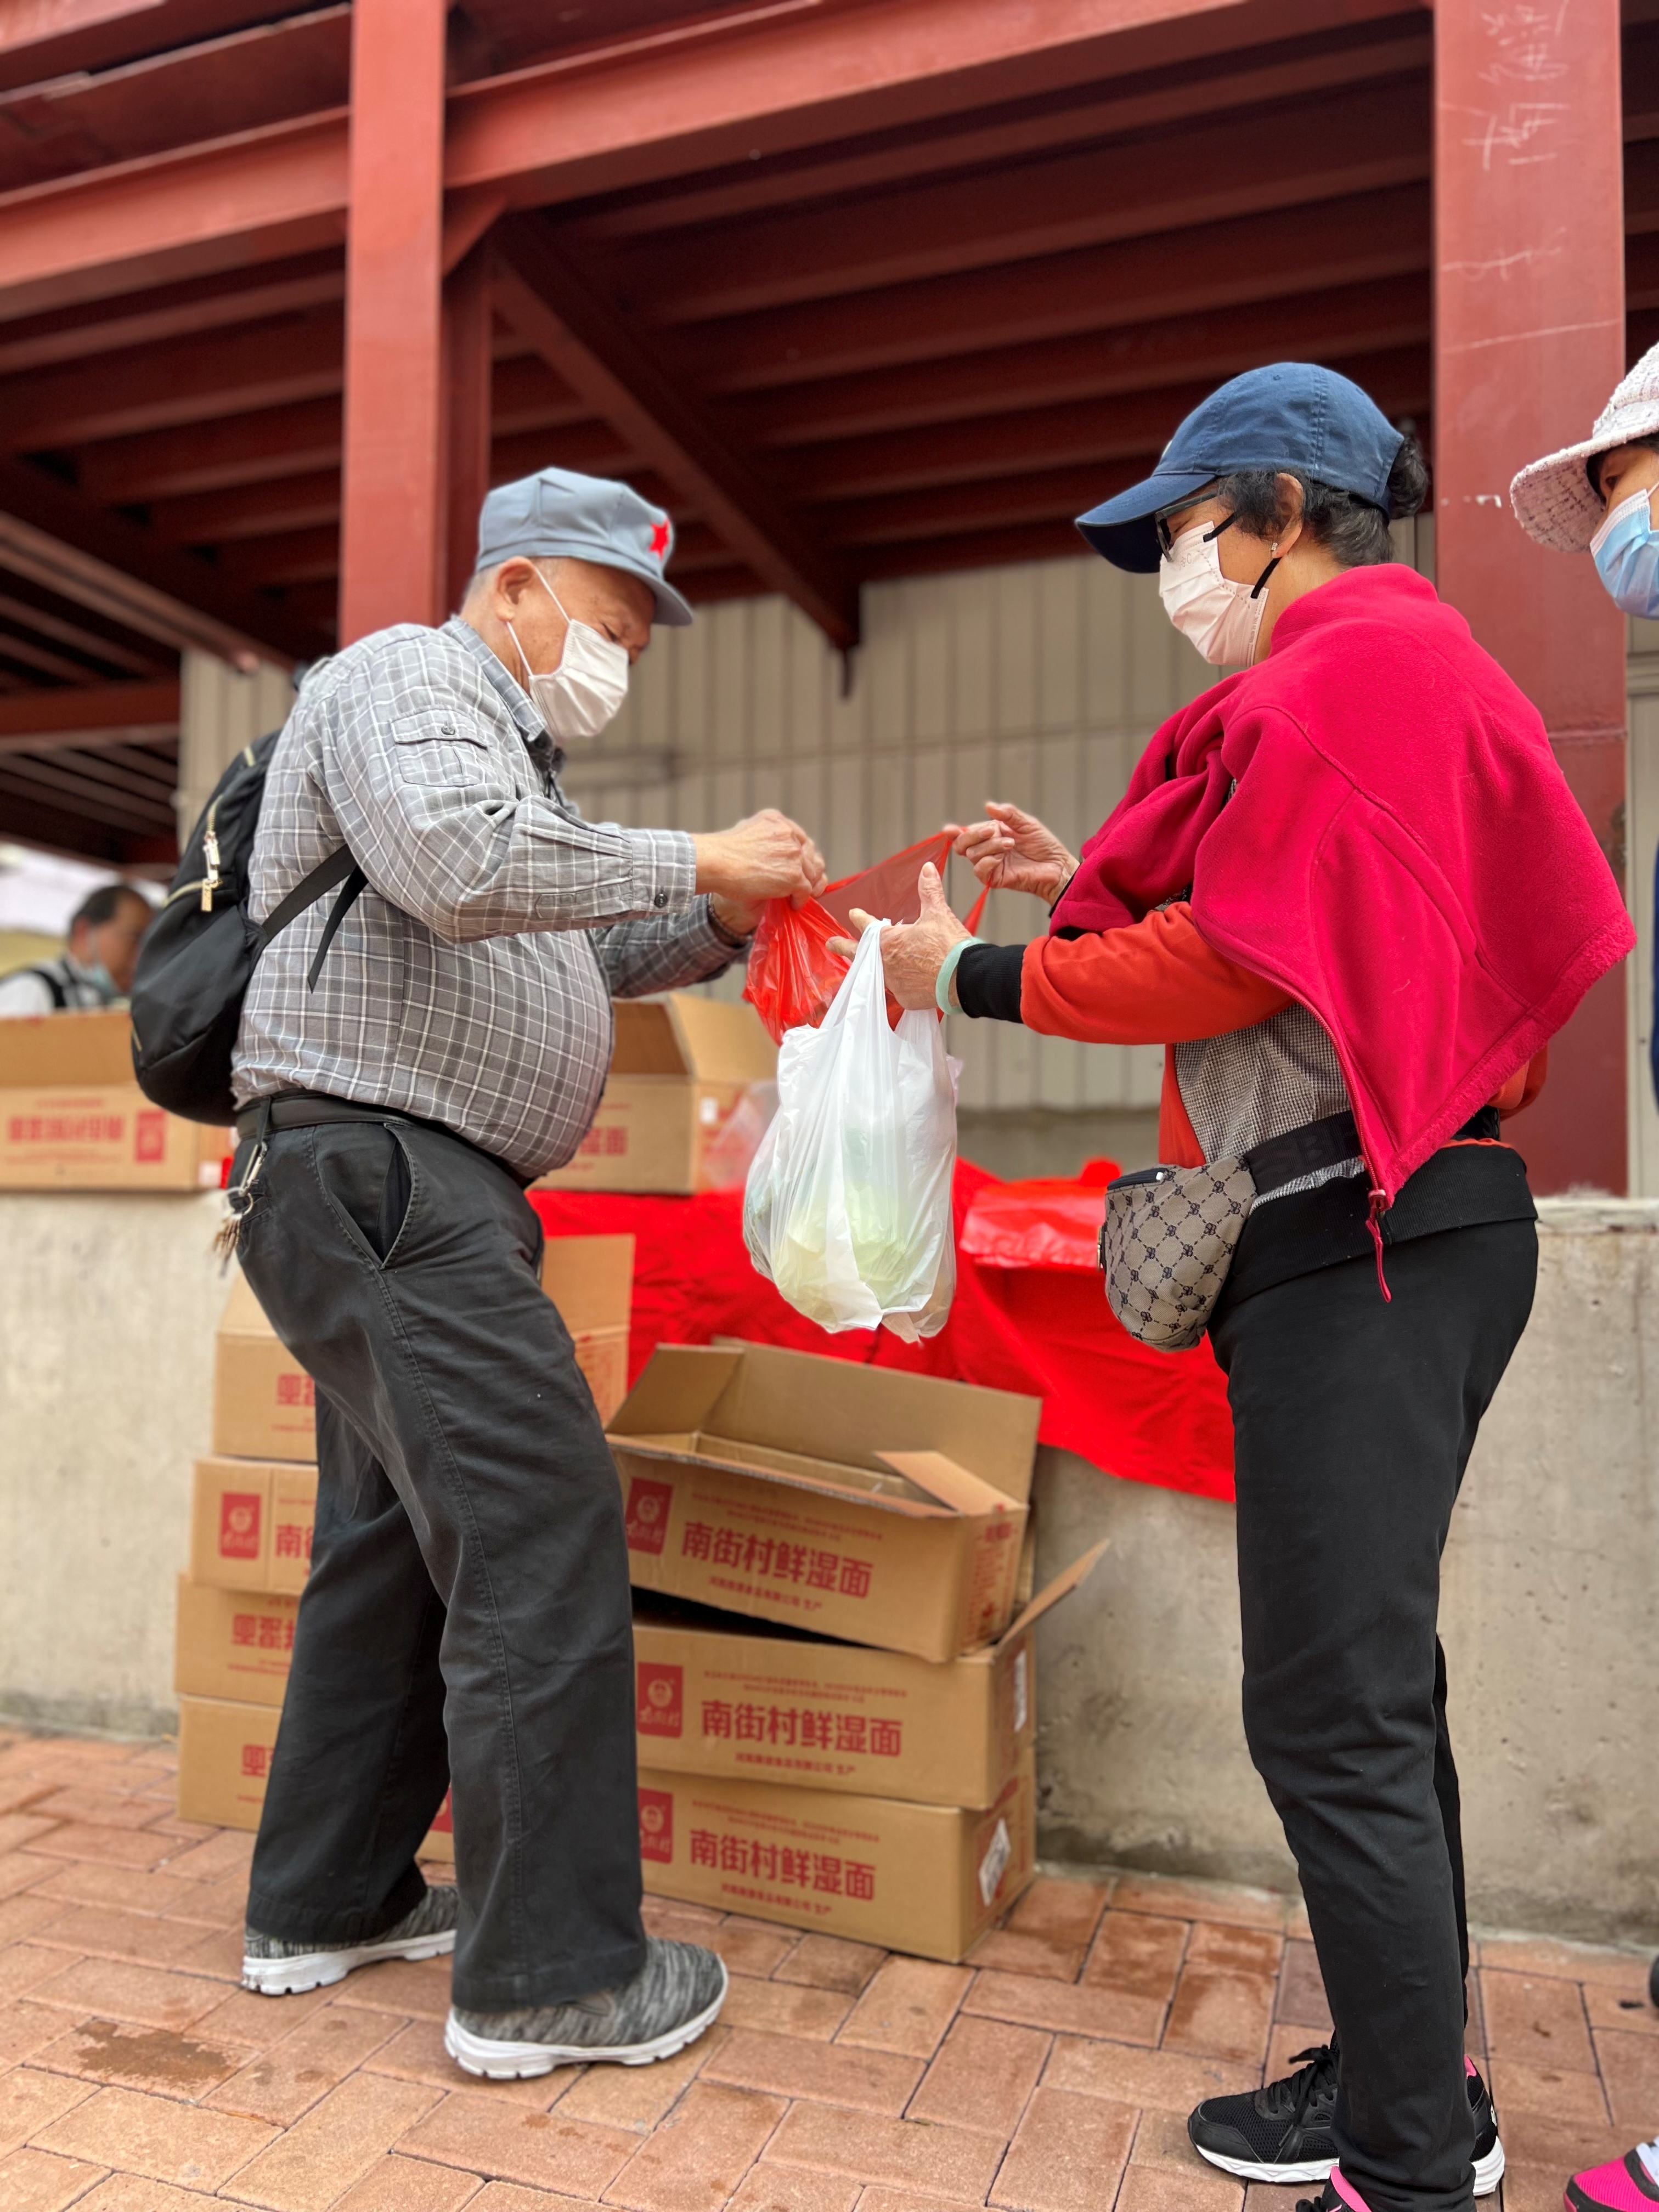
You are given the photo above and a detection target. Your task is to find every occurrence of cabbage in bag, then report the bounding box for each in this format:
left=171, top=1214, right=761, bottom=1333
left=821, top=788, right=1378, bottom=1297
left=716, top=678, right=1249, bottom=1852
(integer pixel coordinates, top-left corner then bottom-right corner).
left=743, top=921, right=957, bottom=1340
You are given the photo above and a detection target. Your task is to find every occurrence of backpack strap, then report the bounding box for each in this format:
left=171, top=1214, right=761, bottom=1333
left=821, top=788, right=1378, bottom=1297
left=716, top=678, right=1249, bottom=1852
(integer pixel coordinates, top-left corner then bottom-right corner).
left=19, top=966, right=69, bottom=1010
left=254, top=844, right=369, bottom=993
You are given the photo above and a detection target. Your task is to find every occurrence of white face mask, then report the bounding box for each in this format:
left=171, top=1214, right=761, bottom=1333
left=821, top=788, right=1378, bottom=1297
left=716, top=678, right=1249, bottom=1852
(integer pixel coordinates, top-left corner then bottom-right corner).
left=506, top=569, right=630, bottom=741
left=1157, top=515, right=1278, bottom=666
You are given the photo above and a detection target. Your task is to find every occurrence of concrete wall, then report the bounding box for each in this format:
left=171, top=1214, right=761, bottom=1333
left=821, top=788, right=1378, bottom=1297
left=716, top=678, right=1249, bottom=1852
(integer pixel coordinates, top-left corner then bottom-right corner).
left=1, top=1189, right=1653, bottom=1941
left=1033, top=1199, right=1659, bottom=1947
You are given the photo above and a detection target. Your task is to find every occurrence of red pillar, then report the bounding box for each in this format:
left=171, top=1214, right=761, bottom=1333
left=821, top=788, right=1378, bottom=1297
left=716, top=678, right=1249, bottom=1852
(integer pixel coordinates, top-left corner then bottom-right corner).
left=1435, top=1, right=1629, bottom=1194
left=338, top=0, right=448, bottom=644
left=442, top=242, right=494, bottom=619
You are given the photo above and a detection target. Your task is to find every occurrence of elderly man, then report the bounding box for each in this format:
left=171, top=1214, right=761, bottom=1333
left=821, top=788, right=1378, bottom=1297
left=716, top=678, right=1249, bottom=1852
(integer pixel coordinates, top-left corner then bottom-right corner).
left=0, top=881, right=152, bottom=1013
left=226, top=467, right=825, bottom=2080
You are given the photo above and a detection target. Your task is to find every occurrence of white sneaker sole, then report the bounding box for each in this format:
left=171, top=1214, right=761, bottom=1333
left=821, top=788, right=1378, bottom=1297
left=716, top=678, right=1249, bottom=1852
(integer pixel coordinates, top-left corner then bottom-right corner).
left=242, top=1925, right=455, bottom=1996
left=1193, top=2136, right=1504, bottom=2196
left=443, top=1959, right=729, bottom=2080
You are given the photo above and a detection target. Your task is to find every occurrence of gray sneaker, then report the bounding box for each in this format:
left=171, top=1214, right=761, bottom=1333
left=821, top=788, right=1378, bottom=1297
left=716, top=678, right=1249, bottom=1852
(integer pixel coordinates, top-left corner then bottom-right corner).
left=242, top=1883, right=459, bottom=1995
left=444, top=1936, right=728, bottom=2079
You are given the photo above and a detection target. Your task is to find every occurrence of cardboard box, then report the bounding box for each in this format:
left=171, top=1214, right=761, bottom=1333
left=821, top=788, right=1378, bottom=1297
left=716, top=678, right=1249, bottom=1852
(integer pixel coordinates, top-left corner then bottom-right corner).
left=534, top=995, right=776, bottom=1194
left=608, top=1343, right=1040, bottom=1661
left=177, top=1694, right=449, bottom=1855
left=212, top=1233, right=636, bottom=1459
left=174, top=1576, right=298, bottom=1706
left=189, top=1458, right=317, bottom=1593
left=632, top=1543, right=1103, bottom=1806
left=638, top=1757, right=1035, bottom=1961
left=0, top=1009, right=232, bottom=1190
left=177, top=1694, right=281, bottom=1830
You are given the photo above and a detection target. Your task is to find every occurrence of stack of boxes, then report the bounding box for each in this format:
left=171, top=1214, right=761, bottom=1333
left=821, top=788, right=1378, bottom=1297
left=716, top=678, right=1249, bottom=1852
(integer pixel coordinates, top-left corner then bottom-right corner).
left=173, top=1236, right=637, bottom=1839
left=608, top=1341, right=1102, bottom=1963
left=0, top=1008, right=234, bottom=1191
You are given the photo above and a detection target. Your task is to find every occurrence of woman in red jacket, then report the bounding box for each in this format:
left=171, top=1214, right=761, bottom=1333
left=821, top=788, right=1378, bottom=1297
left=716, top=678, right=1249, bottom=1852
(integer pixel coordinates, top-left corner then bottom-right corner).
left=839, top=365, right=1630, bottom=2212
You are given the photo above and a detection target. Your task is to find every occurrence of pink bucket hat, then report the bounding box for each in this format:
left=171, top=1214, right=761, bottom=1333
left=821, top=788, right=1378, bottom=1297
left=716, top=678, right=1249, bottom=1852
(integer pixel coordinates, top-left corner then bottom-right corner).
left=1509, top=340, right=1659, bottom=551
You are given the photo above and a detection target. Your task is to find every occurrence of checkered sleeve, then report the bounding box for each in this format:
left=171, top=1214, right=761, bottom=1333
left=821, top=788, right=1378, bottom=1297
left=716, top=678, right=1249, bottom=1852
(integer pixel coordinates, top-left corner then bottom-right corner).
left=318, top=641, right=698, bottom=943
left=594, top=900, right=752, bottom=998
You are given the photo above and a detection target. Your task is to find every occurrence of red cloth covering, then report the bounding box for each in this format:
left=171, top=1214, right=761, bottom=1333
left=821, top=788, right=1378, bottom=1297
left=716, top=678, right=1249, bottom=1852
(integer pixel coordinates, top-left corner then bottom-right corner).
left=532, top=1159, right=1237, bottom=1504
left=1052, top=565, right=1633, bottom=1206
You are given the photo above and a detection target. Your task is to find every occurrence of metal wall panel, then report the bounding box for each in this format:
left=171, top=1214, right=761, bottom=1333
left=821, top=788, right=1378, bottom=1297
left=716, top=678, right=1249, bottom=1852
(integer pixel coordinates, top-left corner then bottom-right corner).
left=571, top=557, right=1204, bottom=1111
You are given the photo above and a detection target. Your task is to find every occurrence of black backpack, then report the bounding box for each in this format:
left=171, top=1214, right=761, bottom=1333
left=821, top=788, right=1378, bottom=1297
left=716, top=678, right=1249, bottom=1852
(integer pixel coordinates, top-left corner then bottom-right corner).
left=130, top=731, right=366, bottom=1126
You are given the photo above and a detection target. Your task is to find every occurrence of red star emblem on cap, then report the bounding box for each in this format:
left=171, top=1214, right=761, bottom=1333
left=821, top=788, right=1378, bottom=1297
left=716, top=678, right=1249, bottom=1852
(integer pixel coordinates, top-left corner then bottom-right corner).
left=649, top=520, right=670, bottom=560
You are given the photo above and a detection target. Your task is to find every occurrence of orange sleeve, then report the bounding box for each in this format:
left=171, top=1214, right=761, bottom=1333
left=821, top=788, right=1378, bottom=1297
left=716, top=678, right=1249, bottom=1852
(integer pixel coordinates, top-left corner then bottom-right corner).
left=1494, top=1047, right=1548, bottom=1117
left=1018, top=902, right=1295, bottom=1045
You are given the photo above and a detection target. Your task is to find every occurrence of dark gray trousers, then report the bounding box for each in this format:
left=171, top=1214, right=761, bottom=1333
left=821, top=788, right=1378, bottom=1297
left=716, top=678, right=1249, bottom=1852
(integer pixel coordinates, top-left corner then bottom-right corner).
left=232, top=1113, right=646, bottom=2012
left=1210, top=1220, right=1538, bottom=2212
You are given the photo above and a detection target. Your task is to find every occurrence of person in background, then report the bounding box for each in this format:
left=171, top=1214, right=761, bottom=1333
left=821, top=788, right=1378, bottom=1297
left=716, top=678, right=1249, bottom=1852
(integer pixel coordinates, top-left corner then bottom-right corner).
left=1510, top=340, right=1659, bottom=2212
left=0, top=880, right=153, bottom=1013
left=836, top=365, right=1632, bottom=2212
left=227, top=465, right=825, bottom=2083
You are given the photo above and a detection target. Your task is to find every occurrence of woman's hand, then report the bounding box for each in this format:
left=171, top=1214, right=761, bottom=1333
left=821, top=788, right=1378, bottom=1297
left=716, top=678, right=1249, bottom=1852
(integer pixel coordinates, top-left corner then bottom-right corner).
left=947, top=800, right=1078, bottom=904
left=827, top=862, right=968, bottom=1010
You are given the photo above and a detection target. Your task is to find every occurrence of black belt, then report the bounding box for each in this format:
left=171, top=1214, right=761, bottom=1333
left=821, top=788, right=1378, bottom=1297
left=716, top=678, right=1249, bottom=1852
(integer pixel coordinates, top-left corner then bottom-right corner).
left=1244, top=1105, right=1500, bottom=1199
left=235, top=1091, right=529, bottom=1185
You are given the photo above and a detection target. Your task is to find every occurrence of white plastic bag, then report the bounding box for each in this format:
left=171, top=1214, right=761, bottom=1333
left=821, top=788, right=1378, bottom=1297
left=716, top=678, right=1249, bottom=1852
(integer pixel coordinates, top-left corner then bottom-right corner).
left=743, top=921, right=957, bottom=1340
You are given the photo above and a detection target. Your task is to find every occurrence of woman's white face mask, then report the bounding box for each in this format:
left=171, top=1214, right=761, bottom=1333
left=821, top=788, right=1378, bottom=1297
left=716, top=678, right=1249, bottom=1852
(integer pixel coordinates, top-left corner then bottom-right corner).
left=1157, top=514, right=1276, bottom=667
left=506, top=568, right=630, bottom=742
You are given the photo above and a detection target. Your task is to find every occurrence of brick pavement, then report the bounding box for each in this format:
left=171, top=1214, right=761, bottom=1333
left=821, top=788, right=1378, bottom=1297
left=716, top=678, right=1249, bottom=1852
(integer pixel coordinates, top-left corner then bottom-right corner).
left=0, top=1729, right=1651, bottom=2212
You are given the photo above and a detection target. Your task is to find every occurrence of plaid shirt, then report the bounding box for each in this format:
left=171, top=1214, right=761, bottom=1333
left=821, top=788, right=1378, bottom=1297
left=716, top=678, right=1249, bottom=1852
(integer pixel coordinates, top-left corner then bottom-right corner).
left=234, top=616, right=744, bottom=1180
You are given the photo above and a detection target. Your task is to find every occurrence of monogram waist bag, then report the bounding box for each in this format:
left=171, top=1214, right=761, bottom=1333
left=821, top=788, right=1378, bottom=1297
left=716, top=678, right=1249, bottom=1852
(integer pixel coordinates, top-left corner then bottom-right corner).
left=1097, top=1112, right=1363, bottom=1352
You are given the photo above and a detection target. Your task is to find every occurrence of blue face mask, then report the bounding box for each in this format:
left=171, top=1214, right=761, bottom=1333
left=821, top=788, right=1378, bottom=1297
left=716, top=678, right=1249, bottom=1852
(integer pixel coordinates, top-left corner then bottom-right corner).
left=1591, top=485, right=1659, bottom=618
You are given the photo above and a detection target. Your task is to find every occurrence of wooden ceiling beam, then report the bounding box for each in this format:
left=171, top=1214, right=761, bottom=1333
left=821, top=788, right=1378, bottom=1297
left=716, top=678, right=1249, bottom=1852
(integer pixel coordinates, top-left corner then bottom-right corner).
left=0, top=677, right=179, bottom=751
left=493, top=212, right=859, bottom=650
left=0, top=252, right=343, bottom=380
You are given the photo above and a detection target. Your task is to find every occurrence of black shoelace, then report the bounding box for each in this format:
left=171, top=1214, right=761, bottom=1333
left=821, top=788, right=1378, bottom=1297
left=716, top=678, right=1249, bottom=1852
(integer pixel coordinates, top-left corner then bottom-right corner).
left=1263, top=2041, right=1338, bottom=2124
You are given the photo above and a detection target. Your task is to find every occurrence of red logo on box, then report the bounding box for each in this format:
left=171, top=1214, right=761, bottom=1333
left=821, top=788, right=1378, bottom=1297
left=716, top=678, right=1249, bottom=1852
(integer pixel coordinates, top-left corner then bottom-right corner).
left=134, top=1109, right=166, bottom=1163
left=638, top=1787, right=673, bottom=1863
left=625, top=1477, right=674, bottom=1555
left=219, top=1492, right=262, bottom=1560
left=636, top=1663, right=684, bottom=1737
left=430, top=1789, right=453, bottom=1835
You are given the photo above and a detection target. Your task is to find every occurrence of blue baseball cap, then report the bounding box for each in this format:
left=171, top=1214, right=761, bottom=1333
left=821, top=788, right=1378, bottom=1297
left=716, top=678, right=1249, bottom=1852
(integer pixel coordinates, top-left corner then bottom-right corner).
left=476, top=465, right=694, bottom=625
left=1076, top=364, right=1407, bottom=573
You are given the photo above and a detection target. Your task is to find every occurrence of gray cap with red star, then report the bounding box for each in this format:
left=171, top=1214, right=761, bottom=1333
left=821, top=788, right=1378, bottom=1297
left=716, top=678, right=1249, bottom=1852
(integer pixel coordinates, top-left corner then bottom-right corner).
left=475, top=465, right=693, bottom=626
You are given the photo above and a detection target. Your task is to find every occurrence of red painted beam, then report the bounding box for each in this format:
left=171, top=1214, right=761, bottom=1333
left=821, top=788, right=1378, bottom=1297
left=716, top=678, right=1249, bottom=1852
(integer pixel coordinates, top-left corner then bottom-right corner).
left=685, top=185, right=1433, bottom=396
left=740, top=275, right=1433, bottom=447
left=443, top=242, right=494, bottom=615
left=0, top=456, right=312, bottom=664
left=1434, top=0, right=1628, bottom=1194
left=222, top=523, right=341, bottom=591
left=148, top=471, right=343, bottom=549
left=0, top=676, right=179, bottom=753
left=75, top=397, right=344, bottom=504
left=0, top=251, right=343, bottom=380
left=0, top=309, right=343, bottom=455
left=609, top=78, right=1430, bottom=327
left=565, top=20, right=1434, bottom=247
left=337, top=0, right=447, bottom=640
left=0, top=0, right=1420, bottom=320
left=493, top=214, right=858, bottom=648
left=0, top=2, right=296, bottom=94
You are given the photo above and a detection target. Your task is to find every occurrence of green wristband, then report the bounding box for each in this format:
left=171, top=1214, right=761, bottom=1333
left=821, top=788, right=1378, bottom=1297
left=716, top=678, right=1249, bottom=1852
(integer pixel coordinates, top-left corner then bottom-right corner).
left=935, top=937, right=973, bottom=1015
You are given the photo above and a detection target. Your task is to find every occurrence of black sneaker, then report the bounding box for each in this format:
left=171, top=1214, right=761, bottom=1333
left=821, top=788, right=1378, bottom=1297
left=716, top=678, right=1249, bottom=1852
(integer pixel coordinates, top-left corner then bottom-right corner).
left=445, top=1935, right=728, bottom=2080
left=1188, top=2043, right=1504, bottom=2196
left=242, top=1882, right=458, bottom=1995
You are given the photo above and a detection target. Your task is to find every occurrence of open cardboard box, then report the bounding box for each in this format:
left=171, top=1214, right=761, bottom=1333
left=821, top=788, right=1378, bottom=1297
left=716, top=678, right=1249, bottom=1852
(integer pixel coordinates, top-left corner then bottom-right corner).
left=639, top=1756, right=1036, bottom=1961
left=609, top=1342, right=1041, bottom=1661
left=634, top=1540, right=1104, bottom=1807
left=0, top=1009, right=232, bottom=1191
left=212, top=1233, right=636, bottom=1460
left=533, top=994, right=775, bottom=1194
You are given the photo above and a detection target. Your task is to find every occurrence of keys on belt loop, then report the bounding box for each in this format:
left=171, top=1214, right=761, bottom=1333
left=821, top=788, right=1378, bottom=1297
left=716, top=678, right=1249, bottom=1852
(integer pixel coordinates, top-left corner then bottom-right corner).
left=212, top=1096, right=273, bottom=1271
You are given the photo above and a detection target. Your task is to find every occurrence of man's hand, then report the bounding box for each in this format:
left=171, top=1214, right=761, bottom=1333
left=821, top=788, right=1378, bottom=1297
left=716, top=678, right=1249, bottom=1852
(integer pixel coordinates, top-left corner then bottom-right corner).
left=947, top=800, right=1078, bottom=905
left=694, top=810, right=827, bottom=938
left=827, top=862, right=968, bottom=1010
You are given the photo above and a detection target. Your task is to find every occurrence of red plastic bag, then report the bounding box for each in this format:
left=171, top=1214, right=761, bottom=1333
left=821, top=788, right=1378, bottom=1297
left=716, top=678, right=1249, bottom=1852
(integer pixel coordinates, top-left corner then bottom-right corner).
left=959, top=1159, right=1122, bottom=1271
left=744, top=833, right=984, bottom=1045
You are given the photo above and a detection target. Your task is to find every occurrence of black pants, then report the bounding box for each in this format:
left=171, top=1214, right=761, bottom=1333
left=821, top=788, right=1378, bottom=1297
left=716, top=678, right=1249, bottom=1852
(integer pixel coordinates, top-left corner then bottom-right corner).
left=233, top=1115, right=646, bottom=2013
left=1209, top=1221, right=1537, bottom=2212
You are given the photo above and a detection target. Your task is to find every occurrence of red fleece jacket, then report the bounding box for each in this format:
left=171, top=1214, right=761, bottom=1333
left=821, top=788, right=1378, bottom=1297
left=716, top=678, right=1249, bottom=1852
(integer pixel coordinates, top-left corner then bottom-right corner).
left=1048, top=566, right=1632, bottom=1206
